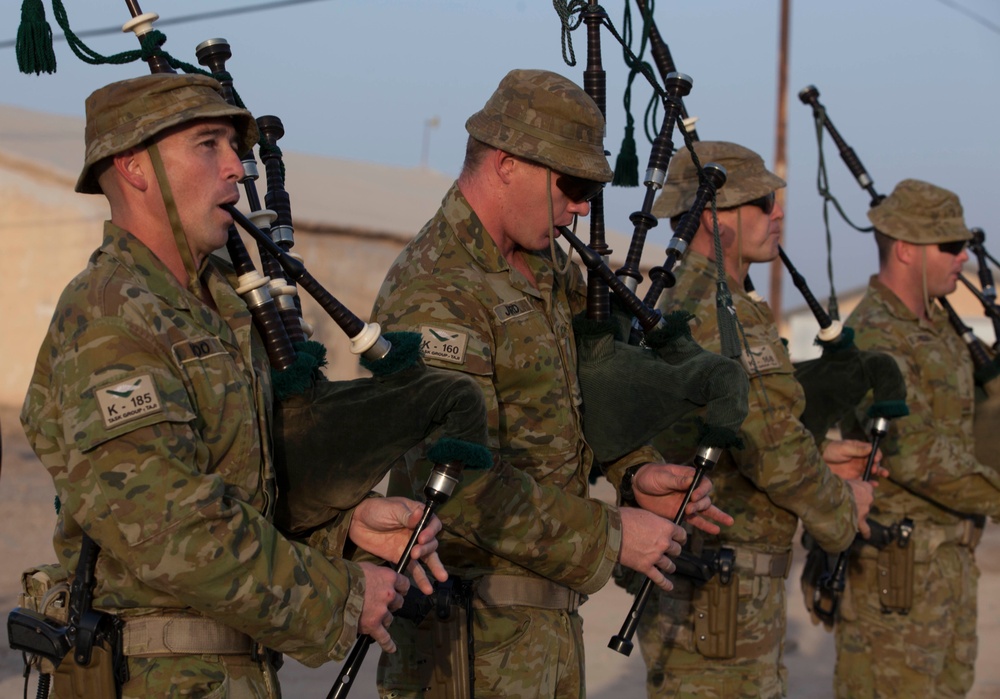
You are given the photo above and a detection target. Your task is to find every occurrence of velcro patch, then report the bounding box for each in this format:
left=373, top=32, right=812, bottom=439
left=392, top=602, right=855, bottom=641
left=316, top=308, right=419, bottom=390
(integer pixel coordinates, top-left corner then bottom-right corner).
left=906, top=332, right=935, bottom=348
left=492, top=297, right=534, bottom=323
left=95, top=374, right=163, bottom=430
left=419, top=326, right=469, bottom=364
left=172, top=337, right=227, bottom=363
left=740, top=344, right=782, bottom=374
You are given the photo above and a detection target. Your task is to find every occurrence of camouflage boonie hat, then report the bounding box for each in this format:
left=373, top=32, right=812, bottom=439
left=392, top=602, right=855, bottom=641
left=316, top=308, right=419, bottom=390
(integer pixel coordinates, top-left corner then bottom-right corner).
left=868, top=178, right=971, bottom=244
left=76, top=73, right=258, bottom=194
left=652, top=141, right=785, bottom=219
left=465, top=69, right=613, bottom=183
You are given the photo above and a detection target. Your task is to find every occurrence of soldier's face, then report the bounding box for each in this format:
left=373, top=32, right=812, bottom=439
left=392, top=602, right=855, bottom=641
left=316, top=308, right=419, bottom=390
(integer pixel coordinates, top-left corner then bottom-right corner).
left=151, top=118, right=243, bottom=264
left=737, top=192, right=783, bottom=263
left=922, top=241, right=968, bottom=297
left=506, top=156, right=592, bottom=251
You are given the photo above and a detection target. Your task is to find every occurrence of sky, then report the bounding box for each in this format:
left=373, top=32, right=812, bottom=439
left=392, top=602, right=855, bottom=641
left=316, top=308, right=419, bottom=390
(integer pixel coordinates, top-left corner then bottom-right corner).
left=1, top=0, right=998, bottom=313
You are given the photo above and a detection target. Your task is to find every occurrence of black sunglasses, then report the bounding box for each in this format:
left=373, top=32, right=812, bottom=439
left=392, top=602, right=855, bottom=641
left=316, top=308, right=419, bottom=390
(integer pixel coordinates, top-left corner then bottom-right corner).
left=747, top=191, right=776, bottom=215
left=556, top=173, right=605, bottom=204
left=937, top=240, right=967, bottom=256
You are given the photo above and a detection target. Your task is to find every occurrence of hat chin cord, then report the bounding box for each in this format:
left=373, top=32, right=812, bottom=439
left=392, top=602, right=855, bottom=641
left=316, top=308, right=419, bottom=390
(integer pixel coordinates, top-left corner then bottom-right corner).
left=147, top=141, right=202, bottom=296
left=546, top=167, right=576, bottom=276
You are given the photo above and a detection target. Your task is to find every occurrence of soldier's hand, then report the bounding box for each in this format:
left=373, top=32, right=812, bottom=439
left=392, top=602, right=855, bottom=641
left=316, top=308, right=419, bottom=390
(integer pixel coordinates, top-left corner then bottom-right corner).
left=357, top=562, right=409, bottom=653
left=847, top=479, right=875, bottom=538
left=630, top=464, right=734, bottom=534
left=619, top=507, right=687, bottom=592
left=823, top=439, right=887, bottom=482
left=349, top=497, right=448, bottom=594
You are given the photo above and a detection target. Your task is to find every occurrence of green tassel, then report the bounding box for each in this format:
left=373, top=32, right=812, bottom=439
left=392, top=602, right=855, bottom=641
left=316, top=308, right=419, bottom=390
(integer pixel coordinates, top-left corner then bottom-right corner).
left=716, top=281, right=741, bottom=360
left=868, top=400, right=909, bottom=420
left=270, top=341, right=325, bottom=400
left=16, top=0, right=57, bottom=75
left=612, top=123, right=640, bottom=187
left=427, top=437, right=493, bottom=471
left=360, top=331, right=422, bottom=377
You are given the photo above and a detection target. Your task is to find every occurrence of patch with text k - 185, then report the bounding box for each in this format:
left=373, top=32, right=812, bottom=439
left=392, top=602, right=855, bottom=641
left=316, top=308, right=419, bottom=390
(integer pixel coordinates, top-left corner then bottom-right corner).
left=96, top=373, right=163, bottom=429
left=419, top=326, right=469, bottom=364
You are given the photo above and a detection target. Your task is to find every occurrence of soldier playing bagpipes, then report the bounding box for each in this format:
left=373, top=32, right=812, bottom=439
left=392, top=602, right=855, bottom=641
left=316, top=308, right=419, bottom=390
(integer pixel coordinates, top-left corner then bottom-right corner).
left=6, top=2, right=520, bottom=696
left=371, top=68, right=733, bottom=699
left=832, top=179, right=1000, bottom=698
left=620, top=140, right=879, bottom=699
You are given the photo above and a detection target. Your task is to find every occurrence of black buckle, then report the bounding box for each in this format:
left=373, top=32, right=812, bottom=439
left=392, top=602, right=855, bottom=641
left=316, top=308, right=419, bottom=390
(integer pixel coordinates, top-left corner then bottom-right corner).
left=716, top=548, right=735, bottom=586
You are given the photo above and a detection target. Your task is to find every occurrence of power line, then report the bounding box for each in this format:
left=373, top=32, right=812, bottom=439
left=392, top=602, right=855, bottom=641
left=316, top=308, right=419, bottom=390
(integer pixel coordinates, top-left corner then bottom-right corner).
left=0, top=0, right=331, bottom=50
left=931, top=0, right=1000, bottom=36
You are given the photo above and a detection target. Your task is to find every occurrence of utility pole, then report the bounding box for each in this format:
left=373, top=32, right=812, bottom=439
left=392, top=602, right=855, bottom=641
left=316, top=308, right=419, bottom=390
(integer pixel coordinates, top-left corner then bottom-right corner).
left=420, top=116, right=440, bottom=169
left=769, top=0, right=791, bottom=325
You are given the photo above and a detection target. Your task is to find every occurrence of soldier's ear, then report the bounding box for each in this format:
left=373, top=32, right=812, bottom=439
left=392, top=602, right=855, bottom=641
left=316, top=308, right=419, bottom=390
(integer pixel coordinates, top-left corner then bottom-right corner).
left=495, top=150, right=517, bottom=185
left=112, top=147, right=150, bottom=192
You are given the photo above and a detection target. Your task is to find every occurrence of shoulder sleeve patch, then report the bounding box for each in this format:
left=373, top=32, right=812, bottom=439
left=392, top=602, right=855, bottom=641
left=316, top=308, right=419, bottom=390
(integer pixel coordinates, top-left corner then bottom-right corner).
left=740, top=344, right=784, bottom=375
left=419, top=326, right=469, bottom=365
left=95, top=373, right=164, bottom=430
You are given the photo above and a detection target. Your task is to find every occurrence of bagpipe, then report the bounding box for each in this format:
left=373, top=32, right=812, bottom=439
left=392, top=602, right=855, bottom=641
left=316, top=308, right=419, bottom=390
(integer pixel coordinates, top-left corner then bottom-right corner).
left=555, top=0, right=750, bottom=656
left=16, top=1, right=494, bottom=694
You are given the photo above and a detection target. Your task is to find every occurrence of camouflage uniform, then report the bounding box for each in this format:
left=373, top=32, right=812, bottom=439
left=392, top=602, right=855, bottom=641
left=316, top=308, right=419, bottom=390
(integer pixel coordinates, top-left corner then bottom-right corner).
left=834, top=180, right=1000, bottom=698
left=639, top=250, right=859, bottom=699
left=20, top=75, right=368, bottom=698
left=635, top=141, right=859, bottom=698
left=373, top=182, right=659, bottom=698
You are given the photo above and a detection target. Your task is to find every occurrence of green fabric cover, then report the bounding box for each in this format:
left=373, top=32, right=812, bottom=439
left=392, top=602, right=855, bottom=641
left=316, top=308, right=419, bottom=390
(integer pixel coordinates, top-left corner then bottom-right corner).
left=574, top=313, right=749, bottom=464
left=272, top=354, right=488, bottom=534
left=793, top=326, right=909, bottom=442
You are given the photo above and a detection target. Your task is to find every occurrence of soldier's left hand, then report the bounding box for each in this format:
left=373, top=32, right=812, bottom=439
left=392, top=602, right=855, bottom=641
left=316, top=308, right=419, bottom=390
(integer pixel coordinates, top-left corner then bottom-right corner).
left=349, top=497, right=449, bottom=594
left=822, top=439, right=887, bottom=482
left=631, top=463, right=734, bottom=534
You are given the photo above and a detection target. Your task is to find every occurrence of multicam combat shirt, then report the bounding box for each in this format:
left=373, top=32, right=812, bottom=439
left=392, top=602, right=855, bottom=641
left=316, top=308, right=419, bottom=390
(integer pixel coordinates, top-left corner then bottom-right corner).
left=22, top=222, right=365, bottom=666
left=373, top=183, right=646, bottom=594
left=847, top=276, right=1000, bottom=531
left=654, top=251, right=858, bottom=554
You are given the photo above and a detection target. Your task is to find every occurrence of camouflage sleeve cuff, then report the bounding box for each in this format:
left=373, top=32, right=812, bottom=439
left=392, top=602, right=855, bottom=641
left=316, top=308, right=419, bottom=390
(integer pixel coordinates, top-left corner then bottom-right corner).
left=291, top=558, right=367, bottom=665
left=576, top=502, right=622, bottom=596
left=604, top=445, right=662, bottom=492
left=304, top=491, right=382, bottom=559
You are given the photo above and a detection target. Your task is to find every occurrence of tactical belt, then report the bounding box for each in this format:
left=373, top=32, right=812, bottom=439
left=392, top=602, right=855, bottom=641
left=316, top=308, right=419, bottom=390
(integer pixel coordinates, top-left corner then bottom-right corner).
left=120, top=615, right=254, bottom=657
left=473, top=574, right=583, bottom=613
left=732, top=548, right=793, bottom=579
left=937, top=518, right=983, bottom=549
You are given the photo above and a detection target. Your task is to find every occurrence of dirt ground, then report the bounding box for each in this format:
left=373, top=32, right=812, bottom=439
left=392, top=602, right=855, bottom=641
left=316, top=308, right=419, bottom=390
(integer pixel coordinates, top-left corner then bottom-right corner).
left=1, top=404, right=997, bottom=697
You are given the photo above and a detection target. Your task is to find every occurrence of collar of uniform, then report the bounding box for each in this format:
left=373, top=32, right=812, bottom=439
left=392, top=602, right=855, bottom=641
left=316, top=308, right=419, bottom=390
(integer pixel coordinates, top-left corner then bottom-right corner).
left=98, top=221, right=197, bottom=311
left=868, top=274, right=919, bottom=323
left=442, top=183, right=508, bottom=274
left=98, top=221, right=239, bottom=323
left=442, top=182, right=552, bottom=300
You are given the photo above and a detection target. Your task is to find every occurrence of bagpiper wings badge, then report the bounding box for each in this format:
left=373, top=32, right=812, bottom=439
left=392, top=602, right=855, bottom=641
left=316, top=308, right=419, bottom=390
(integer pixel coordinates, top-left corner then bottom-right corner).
left=96, top=374, right=163, bottom=430
left=419, top=326, right=469, bottom=364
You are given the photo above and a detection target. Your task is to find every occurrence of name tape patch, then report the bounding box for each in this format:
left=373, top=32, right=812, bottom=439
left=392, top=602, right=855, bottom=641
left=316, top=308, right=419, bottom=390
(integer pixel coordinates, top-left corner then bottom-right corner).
left=492, top=297, right=534, bottom=323
left=740, top=344, right=782, bottom=374
left=419, top=326, right=469, bottom=364
left=96, top=373, right=163, bottom=430
left=172, top=337, right=227, bottom=364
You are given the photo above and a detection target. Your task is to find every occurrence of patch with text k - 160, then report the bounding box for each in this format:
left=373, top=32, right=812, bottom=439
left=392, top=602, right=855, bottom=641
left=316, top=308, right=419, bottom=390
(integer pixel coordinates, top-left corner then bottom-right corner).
left=95, top=373, right=163, bottom=429
left=492, top=297, right=534, bottom=323
left=740, top=344, right=782, bottom=374
left=419, top=326, right=469, bottom=364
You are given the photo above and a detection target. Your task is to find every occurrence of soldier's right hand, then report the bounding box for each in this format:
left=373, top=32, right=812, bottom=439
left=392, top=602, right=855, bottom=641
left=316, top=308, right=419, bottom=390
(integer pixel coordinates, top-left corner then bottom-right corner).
left=618, top=507, right=687, bottom=592
left=357, top=562, right=410, bottom=653
left=847, top=479, right=875, bottom=539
